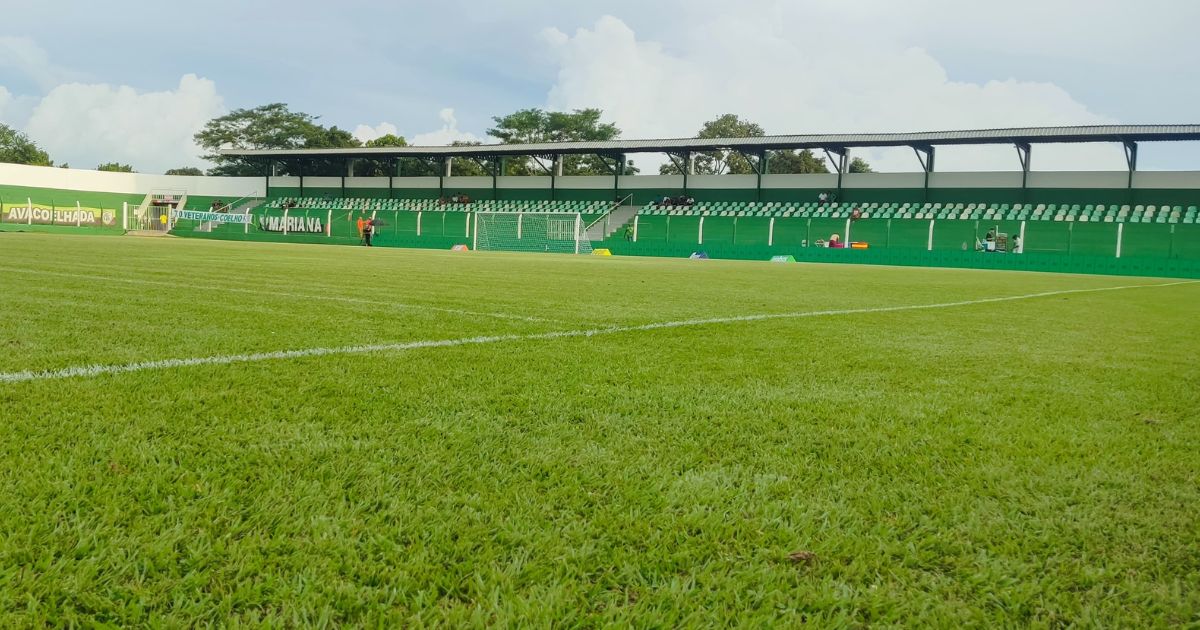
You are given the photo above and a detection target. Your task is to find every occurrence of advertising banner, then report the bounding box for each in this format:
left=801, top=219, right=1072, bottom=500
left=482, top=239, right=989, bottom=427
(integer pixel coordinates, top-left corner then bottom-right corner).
left=1, top=204, right=117, bottom=226
left=170, top=210, right=253, bottom=224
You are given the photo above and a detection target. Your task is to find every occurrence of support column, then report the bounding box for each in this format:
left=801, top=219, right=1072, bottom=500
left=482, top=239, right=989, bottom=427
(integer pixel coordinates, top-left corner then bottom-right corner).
left=494, top=158, right=503, bottom=200
left=263, top=159, right=271, bottom=199
left=683, top=151, right=692, bottom=195
left=444, top=157, right=453, bottom=177
left=554, top=154, right=563, bottom=177
left=756, top=151, right=767, bottom=203
left=298, top=161, right=304, bottom=198
left=1123, top=141, right=1138, bottom=191
left=912, top=145, right=935, bottom=202
left=1015, top=142, right=1032, bottom=190
left=823, top=148, right=847, bottom=201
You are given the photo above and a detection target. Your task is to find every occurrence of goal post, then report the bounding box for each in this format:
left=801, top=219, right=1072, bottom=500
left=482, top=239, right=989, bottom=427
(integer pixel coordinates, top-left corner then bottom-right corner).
left=473, top=211, right=593, bottom=254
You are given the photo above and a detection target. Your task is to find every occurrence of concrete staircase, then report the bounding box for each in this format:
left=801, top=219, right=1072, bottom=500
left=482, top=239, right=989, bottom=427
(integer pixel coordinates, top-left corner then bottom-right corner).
left=585, top=205, right=639, bottom=241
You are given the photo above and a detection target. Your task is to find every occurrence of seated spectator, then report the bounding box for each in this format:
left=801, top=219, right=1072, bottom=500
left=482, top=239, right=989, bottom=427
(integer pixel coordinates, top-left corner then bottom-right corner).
left=438, top=196, right=448, bottom=205
left=828, top=233, right=844, bottom=248
left=685, top=196, right=695, bottom=206
left=818, top=191, right=829, bottom=205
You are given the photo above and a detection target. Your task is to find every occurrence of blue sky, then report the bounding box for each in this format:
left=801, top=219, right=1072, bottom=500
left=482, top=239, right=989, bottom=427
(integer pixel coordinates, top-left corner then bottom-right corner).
left=2, top=0, right=1198, bottom=173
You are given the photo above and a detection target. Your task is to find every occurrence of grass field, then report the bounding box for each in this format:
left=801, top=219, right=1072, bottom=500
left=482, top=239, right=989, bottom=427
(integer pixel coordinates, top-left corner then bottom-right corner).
left=1, top=232, right=1198, bottom=626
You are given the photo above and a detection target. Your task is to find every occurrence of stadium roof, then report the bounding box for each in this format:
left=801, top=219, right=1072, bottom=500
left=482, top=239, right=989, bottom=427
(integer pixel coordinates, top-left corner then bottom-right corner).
left=220, top=125, right=1200, bottom=159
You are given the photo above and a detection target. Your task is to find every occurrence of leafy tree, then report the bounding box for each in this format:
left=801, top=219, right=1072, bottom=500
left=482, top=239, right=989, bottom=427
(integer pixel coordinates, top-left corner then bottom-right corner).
left=848, top=157, right=874, bottom=173
left=488, top=108, right=621, bottom=176
left=0, top=123, right=53, bottom=166
left=97, top=162, right=134, bottom=173
left=194, top=103, right=360, bottom=176
left=768, top=149, right=829, bottom=174
left=350, top=134, right=407, bottom=176
left=446, top=141, right=490, bottom=177
left=165, top=167, right=204, bottom=176
left=659, top=115, right=872, bottom=175
left=365, top=134, right=407, bottom=148
left=659, top=114, right=764, bottom=175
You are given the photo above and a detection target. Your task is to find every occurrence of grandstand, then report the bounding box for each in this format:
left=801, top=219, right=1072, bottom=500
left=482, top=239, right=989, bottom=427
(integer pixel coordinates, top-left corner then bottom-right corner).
left=3, top=125, right=1200, bottom=277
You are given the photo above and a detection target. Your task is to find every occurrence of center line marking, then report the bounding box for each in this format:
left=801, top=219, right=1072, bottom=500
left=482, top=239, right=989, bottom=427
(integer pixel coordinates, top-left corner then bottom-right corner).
left=1, top=280, right=1192, bottom=384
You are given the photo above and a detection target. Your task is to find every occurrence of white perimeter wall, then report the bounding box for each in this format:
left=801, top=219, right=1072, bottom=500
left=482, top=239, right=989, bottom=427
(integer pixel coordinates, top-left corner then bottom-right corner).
left=0, top=162, right=261, bottom=196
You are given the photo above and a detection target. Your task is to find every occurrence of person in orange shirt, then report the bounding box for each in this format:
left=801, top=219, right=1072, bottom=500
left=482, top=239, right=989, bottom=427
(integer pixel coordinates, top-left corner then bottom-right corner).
left=356, top=216, right=365, bottom=241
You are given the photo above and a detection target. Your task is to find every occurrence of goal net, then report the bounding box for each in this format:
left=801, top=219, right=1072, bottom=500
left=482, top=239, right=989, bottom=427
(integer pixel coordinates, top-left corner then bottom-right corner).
left=473, top=212, right=593, bottom=254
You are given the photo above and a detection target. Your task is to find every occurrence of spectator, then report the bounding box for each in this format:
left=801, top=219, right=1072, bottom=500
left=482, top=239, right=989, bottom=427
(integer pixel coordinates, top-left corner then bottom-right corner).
left=624, top=224, right=634, bottom=241
left=818, top=191, right=829, bottom=205
left=685, top=196, right=695, bottom=206
left=1012, top=233, right=1022, bottom=253
left=828, top=233, right=844, bottom=248
left=362, top=218, right=375, bottom=247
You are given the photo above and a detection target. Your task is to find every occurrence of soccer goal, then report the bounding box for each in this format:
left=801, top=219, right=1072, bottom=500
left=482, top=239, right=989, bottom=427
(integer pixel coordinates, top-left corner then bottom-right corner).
left=472, top=212, right=593, bottom=254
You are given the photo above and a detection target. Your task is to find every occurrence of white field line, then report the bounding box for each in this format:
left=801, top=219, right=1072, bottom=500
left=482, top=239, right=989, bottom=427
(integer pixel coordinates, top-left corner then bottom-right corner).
left=2, top=280, right=1194, bottom=385
left=2, top=267, right=562, bottom=324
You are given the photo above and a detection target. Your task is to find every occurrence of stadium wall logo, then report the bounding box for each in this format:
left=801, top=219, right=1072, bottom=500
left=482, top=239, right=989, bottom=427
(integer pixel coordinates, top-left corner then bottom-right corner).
left=258, top=215, right=324, bottom=233
left=2, top=206, right=115, bottom=226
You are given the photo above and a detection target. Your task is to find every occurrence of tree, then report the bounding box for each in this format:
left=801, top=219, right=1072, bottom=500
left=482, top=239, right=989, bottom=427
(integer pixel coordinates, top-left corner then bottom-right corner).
left=659, top=115, right=874, bottom=175
left=446, top=141, right=490, bottom=177
left=165, top=167, right=204, bottom=176
left=194, top=103, right=361, bottom=176
left=848, top=157, right=874, bottom=173
left=349, top=134, right=409, bottom=176
left=97, top=162, right=134, bottom=173
left=659, top=114, right=765, bottom=175
left=768, top=149, right=830, bottom=174
left=0, top=123, right=53, bottom=166
left=365, top=134, right=407, bottom=148
left=488, top=108, right=621, bottom=176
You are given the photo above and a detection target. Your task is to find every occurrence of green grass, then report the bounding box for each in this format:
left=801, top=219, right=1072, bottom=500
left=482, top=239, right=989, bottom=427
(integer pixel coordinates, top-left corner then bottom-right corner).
left=1, top=233, right=1198, bottom=627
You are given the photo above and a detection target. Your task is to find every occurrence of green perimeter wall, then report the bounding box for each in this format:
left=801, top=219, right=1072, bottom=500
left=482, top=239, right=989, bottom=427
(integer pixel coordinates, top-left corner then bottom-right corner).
left=171, top=211, right=1200, bottom=279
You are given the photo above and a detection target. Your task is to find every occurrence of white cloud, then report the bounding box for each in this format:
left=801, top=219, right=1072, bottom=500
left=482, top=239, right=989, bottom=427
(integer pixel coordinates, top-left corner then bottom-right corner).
left=23, top=74, right=223, bottom=172
left=354, top=109, right=480, bottom=147
left=411, top=108, right=479, bottom=146
left=352, top=121, right=398, bottom=143
left=0, top=36, right=74, bottom=91
left=541, top=14, right=1125, bottom=172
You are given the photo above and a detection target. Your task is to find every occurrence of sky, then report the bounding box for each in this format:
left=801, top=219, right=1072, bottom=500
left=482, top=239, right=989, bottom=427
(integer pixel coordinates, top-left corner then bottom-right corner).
left=1, top=0, right=1198, bottom=174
